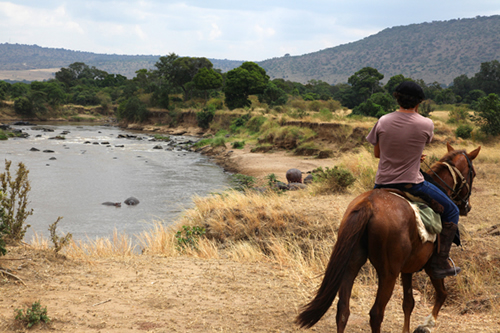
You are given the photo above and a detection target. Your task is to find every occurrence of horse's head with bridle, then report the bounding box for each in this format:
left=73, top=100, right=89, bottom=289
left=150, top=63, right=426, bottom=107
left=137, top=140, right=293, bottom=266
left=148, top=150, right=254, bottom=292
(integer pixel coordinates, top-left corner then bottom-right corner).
left=427, top=143, right=481, bottom=216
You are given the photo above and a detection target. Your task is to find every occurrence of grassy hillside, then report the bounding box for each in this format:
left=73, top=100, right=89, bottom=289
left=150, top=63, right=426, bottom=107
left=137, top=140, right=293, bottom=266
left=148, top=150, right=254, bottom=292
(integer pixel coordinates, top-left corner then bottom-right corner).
left=259, top=15, right=500, bottom=85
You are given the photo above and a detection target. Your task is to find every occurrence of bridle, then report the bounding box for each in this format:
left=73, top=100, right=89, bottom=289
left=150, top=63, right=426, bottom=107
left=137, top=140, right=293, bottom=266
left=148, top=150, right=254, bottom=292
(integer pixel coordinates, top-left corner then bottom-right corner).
left=425, top=152, right=475, bottom=212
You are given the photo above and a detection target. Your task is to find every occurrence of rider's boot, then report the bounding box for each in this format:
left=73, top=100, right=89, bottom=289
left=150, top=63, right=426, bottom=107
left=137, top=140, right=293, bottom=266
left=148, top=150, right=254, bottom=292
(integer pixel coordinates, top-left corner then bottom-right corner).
left=429, top=222, right=461, bottom=279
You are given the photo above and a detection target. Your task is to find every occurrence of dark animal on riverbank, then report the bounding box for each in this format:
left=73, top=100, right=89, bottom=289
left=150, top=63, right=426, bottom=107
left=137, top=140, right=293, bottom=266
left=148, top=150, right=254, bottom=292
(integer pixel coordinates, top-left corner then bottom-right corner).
left=286, top=168, right=302, bottom=183
left=296, top=143, right=480, bottom=333
left=124, top=197, right=140, bottom=205
left=102, top=202, right=121, bottom=207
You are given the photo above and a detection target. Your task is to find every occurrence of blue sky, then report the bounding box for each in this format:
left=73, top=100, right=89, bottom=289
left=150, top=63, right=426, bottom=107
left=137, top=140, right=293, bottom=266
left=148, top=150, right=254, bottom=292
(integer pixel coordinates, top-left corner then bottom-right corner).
left=1, top=1, right=499, bottom=61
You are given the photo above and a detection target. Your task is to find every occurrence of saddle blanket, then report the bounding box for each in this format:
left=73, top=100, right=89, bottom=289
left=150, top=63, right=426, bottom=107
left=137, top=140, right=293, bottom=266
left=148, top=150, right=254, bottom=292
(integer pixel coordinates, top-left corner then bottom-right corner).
left=389, top=192, right=442, bottom=243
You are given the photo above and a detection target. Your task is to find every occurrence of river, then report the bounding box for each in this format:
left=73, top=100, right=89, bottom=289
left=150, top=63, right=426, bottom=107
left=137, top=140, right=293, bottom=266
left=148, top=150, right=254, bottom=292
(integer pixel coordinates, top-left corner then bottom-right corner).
left=0, top=123, right=230, bottom=242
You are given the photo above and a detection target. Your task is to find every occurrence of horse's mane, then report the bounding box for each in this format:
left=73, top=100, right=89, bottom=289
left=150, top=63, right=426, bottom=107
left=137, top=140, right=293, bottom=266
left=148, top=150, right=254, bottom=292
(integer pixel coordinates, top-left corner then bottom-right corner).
left=428, top=149, right=466, bottom=174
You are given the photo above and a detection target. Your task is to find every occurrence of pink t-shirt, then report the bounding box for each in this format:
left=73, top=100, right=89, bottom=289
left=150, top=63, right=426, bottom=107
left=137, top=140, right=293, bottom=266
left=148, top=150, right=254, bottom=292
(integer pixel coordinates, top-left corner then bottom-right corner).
left=366, top=111, right=434, bottom=185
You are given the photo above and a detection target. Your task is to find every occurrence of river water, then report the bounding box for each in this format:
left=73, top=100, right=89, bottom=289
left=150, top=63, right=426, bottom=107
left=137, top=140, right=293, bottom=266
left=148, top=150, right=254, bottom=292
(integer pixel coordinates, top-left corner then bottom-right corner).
left=0, top=123, right=230, bottom=242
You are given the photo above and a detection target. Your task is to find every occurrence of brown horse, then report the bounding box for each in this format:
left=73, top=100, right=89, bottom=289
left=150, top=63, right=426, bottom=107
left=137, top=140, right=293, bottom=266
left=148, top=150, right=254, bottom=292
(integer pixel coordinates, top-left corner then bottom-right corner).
left=296, top=143, right=481, bottom=333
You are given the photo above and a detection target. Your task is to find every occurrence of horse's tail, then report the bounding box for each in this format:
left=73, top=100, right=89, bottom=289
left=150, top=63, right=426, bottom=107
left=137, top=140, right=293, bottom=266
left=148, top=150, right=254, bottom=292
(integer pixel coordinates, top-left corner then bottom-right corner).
left=295, top=198, right=373, bottom=328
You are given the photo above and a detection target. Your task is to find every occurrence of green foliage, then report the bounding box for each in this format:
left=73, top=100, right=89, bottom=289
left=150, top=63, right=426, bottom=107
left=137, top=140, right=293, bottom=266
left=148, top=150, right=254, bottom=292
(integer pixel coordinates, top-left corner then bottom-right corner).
left=447, top=106, right=470, bottom=124
left=246, top=115, right=267, bottom=133
left=231, top=141, right=245, bottom=149
left=229, top=113, right=251, bottom=133
left=14, top=301, right=50, bottom=328
left=0, top=198, right=7, bottom=256
left=193, top=67, right=223, bottom=98
left=224, top=62, right=270, bottom=110
left=210, top=137, right=226, bottom=148
left=351, top=99, right=385, bottom=118
left=116, top=97, right=150, bottom=123
left=0, top=160, right=33, bottom=242
left=455, top=123, right=474, bottom=139
left=15, top=301, right=50, bottom=328
left=207, top=97, right=224, bottom=110
left=473, top=93, right=500, bottom=136
left=419, top=100, right=434, bottom=117
left=312, top=166, right=356, bottom=193
left=315, top=108, right=334, bottom=121
left=196, top=104, right=216, bottom=129
left=48, top=217, right=72, bottom=253
left=175, top=225, right=206, bottom=251
left=153, top=134, right=171, bottom=141
left=258, top=82, right=288, bottom=107
left=230, top=174, right=256, bottom=191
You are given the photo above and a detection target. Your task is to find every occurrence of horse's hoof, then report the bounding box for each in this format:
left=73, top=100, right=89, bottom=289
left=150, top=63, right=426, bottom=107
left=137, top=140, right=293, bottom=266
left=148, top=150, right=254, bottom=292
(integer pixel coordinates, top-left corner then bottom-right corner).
left=413, top=326, right=431, bottom=333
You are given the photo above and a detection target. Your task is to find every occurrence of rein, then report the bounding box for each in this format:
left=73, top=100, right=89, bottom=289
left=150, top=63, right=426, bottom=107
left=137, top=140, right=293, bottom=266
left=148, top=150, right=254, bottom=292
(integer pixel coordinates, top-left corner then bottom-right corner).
left=424, top=152, right=475, bottom=209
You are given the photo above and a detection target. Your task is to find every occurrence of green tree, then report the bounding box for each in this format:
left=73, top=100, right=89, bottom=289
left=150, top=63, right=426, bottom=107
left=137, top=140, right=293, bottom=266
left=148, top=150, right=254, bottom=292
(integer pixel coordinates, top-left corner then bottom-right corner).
left=170, top=57, right=214, bottom=100
left=385, top=74, right=412, bottom=96
left=116, top=97, right=150, bottom=123
left=223, top=62, right=269, bottom=110
left=474, top=93, right=500, bottom=136
left=472, top=60, right=500, bottom=95
left=14, top=91, right=47, bottom=117
left=347, top=67, right=384, bottom=106
left=258, top=82, right=288, bottom=106
left=193, top=67, right=223, bottom=100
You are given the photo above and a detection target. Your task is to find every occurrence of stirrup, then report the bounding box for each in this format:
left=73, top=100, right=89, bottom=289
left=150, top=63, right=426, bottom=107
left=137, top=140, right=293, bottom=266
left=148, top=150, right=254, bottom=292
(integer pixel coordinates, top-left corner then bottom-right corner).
left=448, top=257, right=460, bottom=276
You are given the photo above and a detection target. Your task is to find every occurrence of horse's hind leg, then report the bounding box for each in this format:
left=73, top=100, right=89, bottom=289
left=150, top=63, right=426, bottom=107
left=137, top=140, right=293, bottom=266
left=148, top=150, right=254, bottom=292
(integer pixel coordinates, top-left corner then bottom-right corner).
left=401, top=273, right=415, bottom=333
left=336, top=248, right=367, bottom=333
left=413, top=272, right=448, bottom=333
left=369, top=272, right=399, bottom=333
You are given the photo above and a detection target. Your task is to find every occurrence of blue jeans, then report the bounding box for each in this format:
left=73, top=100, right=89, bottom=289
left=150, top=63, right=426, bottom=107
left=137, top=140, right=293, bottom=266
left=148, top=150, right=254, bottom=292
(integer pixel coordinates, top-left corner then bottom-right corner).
left=374, top=180, right=459, bottom=224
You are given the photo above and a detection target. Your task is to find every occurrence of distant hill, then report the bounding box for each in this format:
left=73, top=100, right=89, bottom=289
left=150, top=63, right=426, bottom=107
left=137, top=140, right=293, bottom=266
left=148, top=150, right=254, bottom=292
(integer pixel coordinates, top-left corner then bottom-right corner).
left=0, top=43, right=244, bottom=81
left=1, top=15, right=499, bottom=84
left=258, top=15, right=500, bottom=85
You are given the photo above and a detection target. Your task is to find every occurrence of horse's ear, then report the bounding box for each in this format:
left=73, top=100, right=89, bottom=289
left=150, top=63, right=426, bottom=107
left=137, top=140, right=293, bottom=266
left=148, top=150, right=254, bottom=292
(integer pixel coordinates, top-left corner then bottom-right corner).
left=467, top=146, right=481, bottom=161
left=447, top=142, right=454, bottom=152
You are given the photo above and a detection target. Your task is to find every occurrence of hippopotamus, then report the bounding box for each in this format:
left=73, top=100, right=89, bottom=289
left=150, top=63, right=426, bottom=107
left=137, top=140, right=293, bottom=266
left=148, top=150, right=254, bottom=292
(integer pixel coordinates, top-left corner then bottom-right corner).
left=286, top=168, right=302, bottom=183
left=124, top=197, right=140, bottom=205
left=102, top=202, right=121, bottom=207
left=303, top=174, right=314, bottom=185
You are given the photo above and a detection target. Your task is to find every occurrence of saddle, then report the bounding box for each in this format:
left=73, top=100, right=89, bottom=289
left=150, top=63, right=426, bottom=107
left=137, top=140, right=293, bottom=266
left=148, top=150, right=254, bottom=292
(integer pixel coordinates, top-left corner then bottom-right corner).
left=382, top=188, right=443, bottom=240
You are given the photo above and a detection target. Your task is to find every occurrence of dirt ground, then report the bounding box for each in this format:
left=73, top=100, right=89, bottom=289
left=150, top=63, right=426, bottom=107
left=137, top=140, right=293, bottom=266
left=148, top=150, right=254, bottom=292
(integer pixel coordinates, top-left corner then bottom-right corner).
left=0, top=244, right=498, bottom=333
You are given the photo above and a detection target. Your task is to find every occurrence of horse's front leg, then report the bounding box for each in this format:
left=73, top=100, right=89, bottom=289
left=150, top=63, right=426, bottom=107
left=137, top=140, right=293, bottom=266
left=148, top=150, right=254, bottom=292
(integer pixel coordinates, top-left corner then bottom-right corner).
left=413, top=270, right=448, bottom=333
left=401, top=273, right=414, bottom=333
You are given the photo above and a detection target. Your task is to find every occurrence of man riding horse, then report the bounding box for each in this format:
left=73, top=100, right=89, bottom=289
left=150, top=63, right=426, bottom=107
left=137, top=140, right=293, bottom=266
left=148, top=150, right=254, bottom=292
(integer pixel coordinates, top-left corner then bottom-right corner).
left=366, top=81, right=461, bottom=279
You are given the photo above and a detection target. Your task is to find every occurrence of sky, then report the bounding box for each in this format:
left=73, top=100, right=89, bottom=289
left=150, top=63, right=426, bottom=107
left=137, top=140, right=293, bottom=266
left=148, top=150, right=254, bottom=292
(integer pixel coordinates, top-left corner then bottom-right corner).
left=1, top=1, right=499, bottom=61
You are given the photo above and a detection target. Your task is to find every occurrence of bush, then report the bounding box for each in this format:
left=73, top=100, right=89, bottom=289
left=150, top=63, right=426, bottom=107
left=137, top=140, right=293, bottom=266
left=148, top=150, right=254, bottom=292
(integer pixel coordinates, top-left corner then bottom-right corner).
left=0, top=201, right=7, bottom=256
left=229, top=113, right=251, bottom=133
left=175, top=226, right=206, bottom=251
left=207, top=97, right=224, bottom=110
left=473, top=93, right=500, bottom=136
left=308, top=100, right=322, bottom=111
left=246, top=116, right=266, bottom=133
left=0, top=160, right=33, bottom=242
left=455, top=123, right=474, bottom=139
left=230, top=174, right=256, bottom=191
left=49, top=217, right=72, bottom=253
left=116, top=97, right=150, bottom=123
left=447, top=106, right=470, bottom=124
left=312, top=166, right=356, bottom=193
left=210, top=137, right=226, bottom=148
left=15, top=301, right=50, bottom=328
left=316, top=108, right=334, bottom=122
left=196, top=104, right=216, bottom=129
left=231, top=141, right=245, bottom=149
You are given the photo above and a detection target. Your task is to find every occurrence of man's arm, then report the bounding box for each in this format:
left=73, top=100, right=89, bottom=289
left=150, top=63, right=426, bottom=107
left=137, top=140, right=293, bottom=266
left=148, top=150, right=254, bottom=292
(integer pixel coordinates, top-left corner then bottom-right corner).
left=374, top=142, right=380, bottom=158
